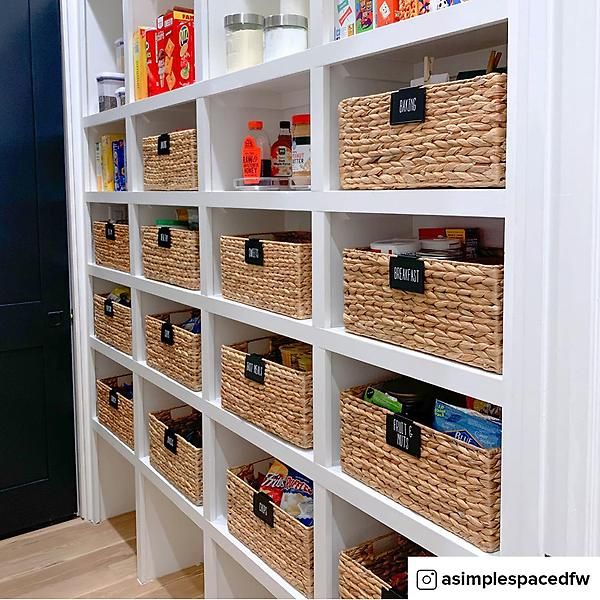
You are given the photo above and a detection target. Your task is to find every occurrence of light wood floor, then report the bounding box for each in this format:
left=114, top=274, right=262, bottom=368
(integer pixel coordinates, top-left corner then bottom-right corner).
left=0, top=512, right=204, bottom=599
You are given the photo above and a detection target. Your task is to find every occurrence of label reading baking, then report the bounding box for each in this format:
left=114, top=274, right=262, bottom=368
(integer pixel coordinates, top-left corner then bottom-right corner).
left=108, top=388, right=119, bottom=409
left=104, top=298, right=114, bottom=317
left=158, top=227, right=172, bottom=248
left=244, top=354, right=265, bottom=384
left=244, top=238, right=264, bottom=266
left=105, top=222, right=116, bottom=241
left=161, top=321, right=175, bottom=345
left=389, top=256, right=425, bottom=294
left=390, top=86, right=426, bottom=125
left=157, top=133, right=171, bottom=155
left=164, top=428, right=177, bottom=454
left=253, top=491, right=274, bottom=527
left=381, top=587, right=405, bottom=599
left=386, top=414, right=421, bottom=458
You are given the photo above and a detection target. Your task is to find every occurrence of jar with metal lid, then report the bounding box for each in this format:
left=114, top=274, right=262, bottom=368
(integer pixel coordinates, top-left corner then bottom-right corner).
left=224, top=13, right=265, bottom=73
left=264, top=14, right=309, bottom=62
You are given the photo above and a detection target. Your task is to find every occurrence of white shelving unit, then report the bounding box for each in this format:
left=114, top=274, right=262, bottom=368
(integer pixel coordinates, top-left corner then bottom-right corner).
left=60, top=0, right=559, bottom=597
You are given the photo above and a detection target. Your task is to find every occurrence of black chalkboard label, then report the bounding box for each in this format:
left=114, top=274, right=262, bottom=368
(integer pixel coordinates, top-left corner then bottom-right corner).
left=390, top=86, right=426, bottom=125
left=104, top=298, right=114, bottom=317
left=386, top=414, right=421, bottom=458
left=381, top=587, right=405, bottom=599
left=244, top=354, right=266, bottom=384
left=157, top=133, right=170, bottom=155
left=158, top=227, right=171, bottom=248
left=161, top=321, right=175, bottom=345
left=105, top=222, right=116, bottom=240
left=253, top=491, right=274, bottom=527
left=164, top=428, right=177, bottom=454
left=244, top=238, right=264, bottom=266
left=389, top=256, right=425, bottom=294
left=108, top=389, right=119, bottom=409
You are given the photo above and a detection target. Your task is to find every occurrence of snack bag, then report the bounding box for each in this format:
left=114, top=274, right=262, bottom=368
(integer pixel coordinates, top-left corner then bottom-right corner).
left=281, top=467, right=314, bottom=526
left=259, top=460, right=288, bottom=506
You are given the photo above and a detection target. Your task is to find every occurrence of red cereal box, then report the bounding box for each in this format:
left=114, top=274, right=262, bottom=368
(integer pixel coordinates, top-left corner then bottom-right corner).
left=145, top=28, right=161, bottom=97
left=158, top=7, right=195, bottom=93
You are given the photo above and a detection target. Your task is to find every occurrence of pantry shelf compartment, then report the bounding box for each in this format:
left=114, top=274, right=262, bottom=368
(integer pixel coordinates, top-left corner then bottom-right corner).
left=339, top=532, right=433, bottom=600
left=93, top=220, right=130, bottom=272
left=96, top=374, right=134, bottom=450
left=221, top=335, right=313, bottom=449
left=220, top=231, right=312, bottom=319
left=340, top=382, right=501, bottom=552
left=141, top=223, right=200, bottom=290
left=343, top=248, right=504, bottom=373
left=227, top=458, right=314, bottom=597
left=93, top=292, right=132, bottom=355
left=148, top=404, right=203, bottom=505
left=145, top=309, right=202, bottom=391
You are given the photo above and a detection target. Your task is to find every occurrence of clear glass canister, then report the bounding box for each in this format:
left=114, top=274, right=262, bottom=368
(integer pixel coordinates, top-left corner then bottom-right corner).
left=224, top=13, right=265, bottom=73
left=264, top=14, right=308, bottom=62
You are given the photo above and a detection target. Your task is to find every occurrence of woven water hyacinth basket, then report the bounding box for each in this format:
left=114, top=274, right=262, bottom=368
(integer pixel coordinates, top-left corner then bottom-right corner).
left=220, top=231, right=312, bottom=319
left=340, top=383, right=501, bottom=552
left=339, top=532, right=433, bottom=599
left=96, top=374, right=134, bottom=449
left=343, top=248, right=504, bottom=373
left=145, top=310, right=202, bottom=391
left=227, top=459, right=314, bottom=596
left=221, top=336, right=313, bottom=448
left=93, top=222, right=130, bottom=272
left=338, top=73, right=507, bottom=189
left=149, top=406, right=203, bottom=505
left=93, top=293, right=132, bottom=355
left=143, top=128, right=198, bottom=191
left=141, top=226, right=200, bottom=290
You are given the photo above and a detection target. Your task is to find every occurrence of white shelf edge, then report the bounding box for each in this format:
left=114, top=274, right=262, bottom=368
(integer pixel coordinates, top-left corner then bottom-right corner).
left=90, top=336, right=137, bottom=371
left=206, top=517, right=307, bottom=600
left=92, top=417, right=136, bottom=465
left=88, top=263, right=134, bottom=286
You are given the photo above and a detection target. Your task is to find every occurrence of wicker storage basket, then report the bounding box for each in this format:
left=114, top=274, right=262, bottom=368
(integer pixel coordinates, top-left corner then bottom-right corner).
left=338, top=73, right=507, bottom=189
left=221, top=336, right=313, bottom=448
left=93, top=222, right=130, bottom=272
left=343, top=249, right=504, bottom=373
left=93, top=293, right=132, bottom=355
left=142, top=226, right=200, bottom=290
left=143, top=128, right=198, bottom=191
left=149, top=406, right=203, bottom=505
left=339, top=532, right=432, bottom=599
left=340, top=382, right=501, bottom=552
left=220, top=232, right=312, bottom=319
left=145, top=310, right=202, bottom=391
left=96, top=374, right=134, bottom=449
left=227, top=459, right=314, bottom=596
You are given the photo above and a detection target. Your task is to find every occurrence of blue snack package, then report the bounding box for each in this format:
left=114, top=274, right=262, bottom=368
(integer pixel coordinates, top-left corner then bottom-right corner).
left=432, top=399, right=502, bottom=449
left=280, top=467, right=313, bottom=527
left=112, top=139, right=127, bottom=191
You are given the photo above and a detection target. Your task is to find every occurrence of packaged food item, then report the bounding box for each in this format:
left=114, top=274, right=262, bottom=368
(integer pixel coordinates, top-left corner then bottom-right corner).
left=364, top=386, right=403, bottom=413
left=335, top=0, right=356, bottom=39
left=112, top=139, right=127, bottom=191
left=178, top=312, right=201, bottom=334
left=161, top=7, right=195, bottom=92
left=101, top=134, right=122, bottom=192
left=466, top=397, right=503, bottom=419
left=417, top=237, right=463, bottom=260
left=417, top=0, right=430, bottom=13
left=355, top=0, right=374, bottom=33
left=375, top=0, right=399, bottom=26
left=259, top=460, right=288, bottom=505
left=96, top=73, right=125, bottom=112
left=370, top=238, right=421, bottom=255
left=107, top=286, right=131, bottom=306
left=242, top=121, right=272, bottom=185
left=133, top=27, right=151, bottom=100
left=115, top=87, right=126, bottom=106
left=418, top=227, right=446, bottom=240
left=292, top=114, right=311, bottom=187
left=95, top=142, right=103, bottom=191
left=237, top=463, right=265, bottom=490
left=280, top=467, right=314, bottom=526
left=271, top=121, right=293, bottom=180
left=145, top=28, right=161, bottom=96
left=432, top=399, right=502, bottom=449
left=279, top=342, right=312, bottom=371
left=364, top=377, right=436, bottom=423
left=446, top=228, right=480, bottom=259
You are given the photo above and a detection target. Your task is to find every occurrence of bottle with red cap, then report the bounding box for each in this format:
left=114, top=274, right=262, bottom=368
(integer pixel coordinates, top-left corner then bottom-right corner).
left=291, top=113, right=311, bottom=187
left=241, top=120, right=272, bottom=185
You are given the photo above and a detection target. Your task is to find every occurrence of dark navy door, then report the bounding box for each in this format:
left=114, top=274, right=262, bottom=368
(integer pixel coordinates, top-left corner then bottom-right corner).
left=0, top=0, right=76, bottom=538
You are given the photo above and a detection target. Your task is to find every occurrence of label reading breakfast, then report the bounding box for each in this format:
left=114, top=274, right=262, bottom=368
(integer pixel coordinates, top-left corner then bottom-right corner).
left=245, top=354, right=266, bottom=385
left=386, top=414, right=421, bottom=458
left=390, top=86, right=426, bottom=125
left=389, top=256, right=425, bottom=293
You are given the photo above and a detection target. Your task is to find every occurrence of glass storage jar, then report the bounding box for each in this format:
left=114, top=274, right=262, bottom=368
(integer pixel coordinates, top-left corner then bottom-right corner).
left=264, top=14, right=308, bottom=62
left=224, top=13, right=265, bottom=73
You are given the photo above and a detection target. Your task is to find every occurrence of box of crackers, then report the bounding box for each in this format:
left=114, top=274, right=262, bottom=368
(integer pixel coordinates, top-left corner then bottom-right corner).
left=157, top=7, right=195, bottom=93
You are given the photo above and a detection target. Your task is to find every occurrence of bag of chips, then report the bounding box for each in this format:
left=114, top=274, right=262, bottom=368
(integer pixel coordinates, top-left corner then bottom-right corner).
left=258, top=459, right=288, bottom=506
left=280, top=467, right=314, bottom=526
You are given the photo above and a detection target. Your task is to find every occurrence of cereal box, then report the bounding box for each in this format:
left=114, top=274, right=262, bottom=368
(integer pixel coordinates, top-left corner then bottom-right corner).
left=355, top=0, right=374, bottom=33
left=145, top=28, right=161, bottom=97
left=375, top=0, right=398, bottom=26
left=335, top=0, right=355, bottom=39
left=112, top=140, right=127, bottom=192
left=158, top=7, right=195, bottom=93
left=133, top=26, right=151, bottom=100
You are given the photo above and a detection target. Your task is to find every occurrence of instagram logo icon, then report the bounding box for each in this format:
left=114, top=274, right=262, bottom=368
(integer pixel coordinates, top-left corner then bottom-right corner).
left=416, top=570, right=438, bottom=590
